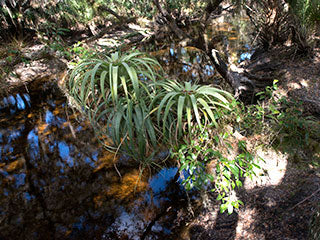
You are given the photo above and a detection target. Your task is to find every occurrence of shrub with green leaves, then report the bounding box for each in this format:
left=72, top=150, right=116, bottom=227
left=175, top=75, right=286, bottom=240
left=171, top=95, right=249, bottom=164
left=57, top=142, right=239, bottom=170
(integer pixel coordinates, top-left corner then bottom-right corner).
left=172, top=126, right=260, bottom=214
left=237, top=80, right=320, bottom=152
left=0, top=0, right=118, bottom=37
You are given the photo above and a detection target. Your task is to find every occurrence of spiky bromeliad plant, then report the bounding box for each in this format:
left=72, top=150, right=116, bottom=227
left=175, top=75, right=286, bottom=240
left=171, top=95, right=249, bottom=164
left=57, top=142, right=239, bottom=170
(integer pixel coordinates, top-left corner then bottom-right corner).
left=68, top=51, right=160, bottom=107
left=68, top=50, right=161, bottom=161
left=154, top=79, right=234, bottom=141
left=68, top=50, right=234, bottom=163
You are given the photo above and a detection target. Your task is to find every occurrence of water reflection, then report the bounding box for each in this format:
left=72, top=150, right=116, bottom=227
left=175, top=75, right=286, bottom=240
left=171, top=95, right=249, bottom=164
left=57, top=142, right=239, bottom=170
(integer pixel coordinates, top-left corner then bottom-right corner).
left=58, top=141, right=73, bottom=167
left=239, top=43, right=254, bottom=62
left=152, top=43, right=253, bottom=85
left=149, top=22, right=254, bottom=86
left=0, top=85, right=185, bottom=239
left=0, top=93, right=31, bottom=115
left=27, top=129, right=40, bottom=161
left=149, top=167, right=177, bottom=194
left=151, top=46, right=215, bottom=83
left=104, top=167, right=183, bottom=239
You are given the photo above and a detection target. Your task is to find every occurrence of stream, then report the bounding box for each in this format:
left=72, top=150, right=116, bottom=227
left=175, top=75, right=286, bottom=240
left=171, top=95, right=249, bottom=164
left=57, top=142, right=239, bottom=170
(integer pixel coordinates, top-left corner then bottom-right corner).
left=0, top=83, right=187, bottom=240
left=0, top=19, right=253, bottom=240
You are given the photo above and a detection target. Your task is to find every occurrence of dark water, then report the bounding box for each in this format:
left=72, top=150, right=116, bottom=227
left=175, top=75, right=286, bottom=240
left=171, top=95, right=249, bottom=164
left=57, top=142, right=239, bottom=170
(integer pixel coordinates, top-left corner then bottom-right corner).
left=0, top=84, right=186, bottom=240
left=149, top=22, right=253, bottom=85
left=0, top=19, right=254, bottom=239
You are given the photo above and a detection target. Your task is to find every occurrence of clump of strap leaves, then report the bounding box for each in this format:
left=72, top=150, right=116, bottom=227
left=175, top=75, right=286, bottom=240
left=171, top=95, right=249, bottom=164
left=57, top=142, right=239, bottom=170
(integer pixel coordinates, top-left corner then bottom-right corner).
left=68, top=50, right=260, bottom=214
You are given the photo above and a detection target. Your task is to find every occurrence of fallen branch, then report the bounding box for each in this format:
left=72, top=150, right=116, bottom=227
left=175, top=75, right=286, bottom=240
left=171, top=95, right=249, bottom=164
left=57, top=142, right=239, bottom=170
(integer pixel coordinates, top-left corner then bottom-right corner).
left=98, top=6, right=125, bottom=22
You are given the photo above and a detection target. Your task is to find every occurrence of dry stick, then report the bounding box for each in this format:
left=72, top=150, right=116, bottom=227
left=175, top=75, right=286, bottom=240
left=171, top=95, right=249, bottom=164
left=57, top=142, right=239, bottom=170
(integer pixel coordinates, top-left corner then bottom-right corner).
left=65, top=107, right=76, bottom=138
left=289, top=188, right=320, bottom=211
left=113, top=133, right=128, bottom=180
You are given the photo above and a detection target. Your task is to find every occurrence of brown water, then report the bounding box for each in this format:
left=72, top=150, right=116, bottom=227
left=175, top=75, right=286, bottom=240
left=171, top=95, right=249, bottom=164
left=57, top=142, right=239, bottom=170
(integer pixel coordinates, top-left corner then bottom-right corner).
left=149, top=45, right=217, bottom=85
left=0, top=83, right=186, bottom=240
left=0, top=19, right=254, bottom=240
left=148, top=29, right=253, bottom=86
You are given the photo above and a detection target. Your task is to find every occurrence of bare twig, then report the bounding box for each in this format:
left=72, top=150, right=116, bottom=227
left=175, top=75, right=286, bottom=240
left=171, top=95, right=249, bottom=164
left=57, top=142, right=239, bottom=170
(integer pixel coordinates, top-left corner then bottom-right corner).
left=289, top=188, right=320, bottom=211
left=112, top=133, right=128, bottom=180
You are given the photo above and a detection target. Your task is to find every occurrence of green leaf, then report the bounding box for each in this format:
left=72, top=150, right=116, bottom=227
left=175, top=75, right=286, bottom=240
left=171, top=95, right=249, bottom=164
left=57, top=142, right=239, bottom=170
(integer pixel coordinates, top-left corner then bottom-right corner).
left=111, top=65, right=119, bottom=103
left=100, top=70, right=108, bottom=101
left=177, top=95, right=186, bottom=136
left=217, top=194, right=223, bottom=201
left=122, top=62, right=140, bottom=98
left=228, top=204, right=234, bottom=214
left=220, top=203, right=228, bottom=213
left=157, top=91, right=178, bottom=125
left=190, top=94, right=201, bottom=127
left=198, top=97, right=217, bottom=126
left=236, top=180, right=243, bottom=188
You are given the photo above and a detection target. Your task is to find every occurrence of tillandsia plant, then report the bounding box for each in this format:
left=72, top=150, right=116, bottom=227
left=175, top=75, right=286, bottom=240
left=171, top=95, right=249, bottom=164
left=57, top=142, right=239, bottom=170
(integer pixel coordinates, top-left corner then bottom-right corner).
left=153, top=79, right=233, bottom=140
left=68, top=50, right=162, bottom=161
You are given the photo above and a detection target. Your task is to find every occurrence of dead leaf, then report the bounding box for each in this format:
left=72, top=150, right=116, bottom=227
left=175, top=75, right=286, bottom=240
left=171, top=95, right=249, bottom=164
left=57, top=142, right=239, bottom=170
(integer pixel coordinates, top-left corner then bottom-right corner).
left=6, top=157, right=25, bottom=172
